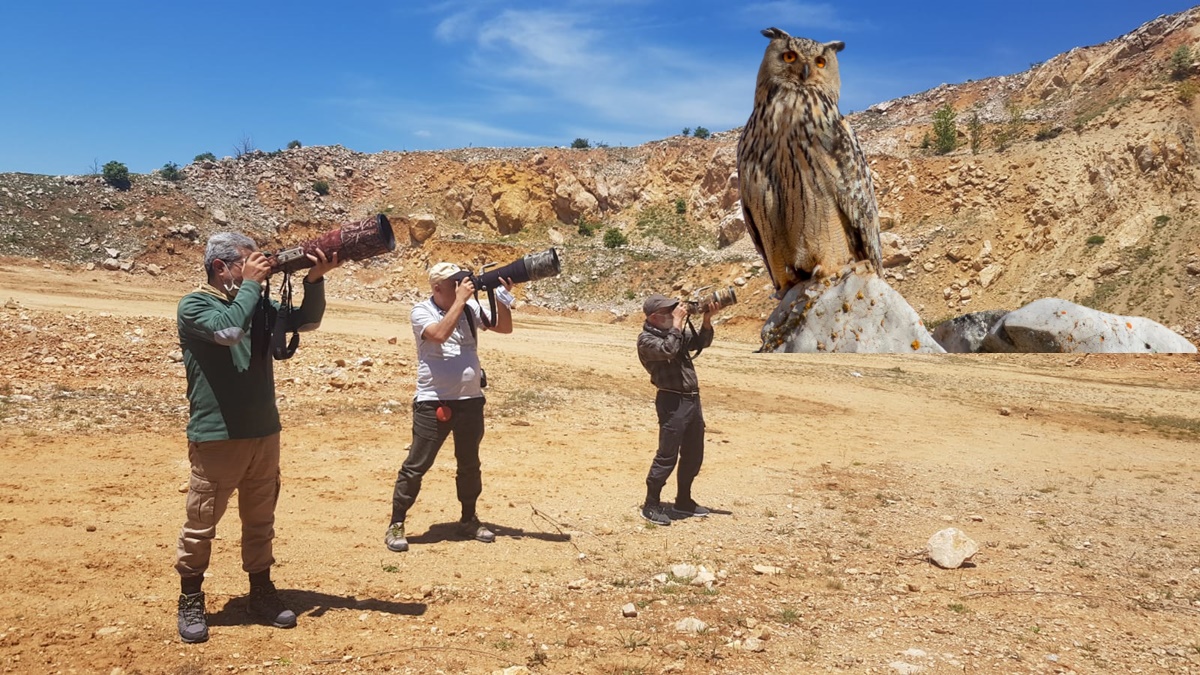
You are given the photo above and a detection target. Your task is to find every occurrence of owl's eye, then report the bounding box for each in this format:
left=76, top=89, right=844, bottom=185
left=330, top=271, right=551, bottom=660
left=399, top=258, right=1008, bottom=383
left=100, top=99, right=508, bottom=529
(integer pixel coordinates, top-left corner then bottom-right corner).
left=782, top=51, right=798, bottom=63
left=815, top=56, right=827, bottom=69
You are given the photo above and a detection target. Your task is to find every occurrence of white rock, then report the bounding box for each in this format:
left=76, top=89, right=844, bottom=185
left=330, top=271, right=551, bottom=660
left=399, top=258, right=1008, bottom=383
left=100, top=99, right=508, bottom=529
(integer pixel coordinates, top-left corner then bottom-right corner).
left=752, top=565, right=784, bottom=575
left=927, top=528, right=979, bottom=569
left=670, top=564, right=698, bottom=580
left=675, top=617, right=707, bottom=634
left=621, top=603, right=638, bottom=618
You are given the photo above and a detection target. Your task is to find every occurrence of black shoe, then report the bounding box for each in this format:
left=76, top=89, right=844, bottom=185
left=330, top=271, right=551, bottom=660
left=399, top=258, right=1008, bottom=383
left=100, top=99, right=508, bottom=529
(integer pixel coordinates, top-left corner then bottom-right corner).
left=248, top=582, right=297, bottom=628
left=457, top=516, right=496, bottom=543
left=670, top=500, right=710, bottom=518
left=641, top=504, right=671, bottom=526
left=177, top=592, right=209, bottom=643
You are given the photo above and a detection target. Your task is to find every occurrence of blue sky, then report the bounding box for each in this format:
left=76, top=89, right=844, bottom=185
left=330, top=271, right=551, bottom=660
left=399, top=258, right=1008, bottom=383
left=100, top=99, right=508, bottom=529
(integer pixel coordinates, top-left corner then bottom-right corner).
left=1, top=1, right=1195, bottom=176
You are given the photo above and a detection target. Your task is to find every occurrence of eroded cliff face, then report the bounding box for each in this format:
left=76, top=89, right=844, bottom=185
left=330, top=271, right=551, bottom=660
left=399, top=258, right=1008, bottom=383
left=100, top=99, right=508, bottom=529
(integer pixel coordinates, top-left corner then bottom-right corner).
left=1, top=8, right=1198, bottom=340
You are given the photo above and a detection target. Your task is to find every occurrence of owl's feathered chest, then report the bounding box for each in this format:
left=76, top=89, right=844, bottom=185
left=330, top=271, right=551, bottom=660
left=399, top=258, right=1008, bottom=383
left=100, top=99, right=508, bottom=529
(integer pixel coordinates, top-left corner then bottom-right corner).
left=755, top=86, right=843, bottom=154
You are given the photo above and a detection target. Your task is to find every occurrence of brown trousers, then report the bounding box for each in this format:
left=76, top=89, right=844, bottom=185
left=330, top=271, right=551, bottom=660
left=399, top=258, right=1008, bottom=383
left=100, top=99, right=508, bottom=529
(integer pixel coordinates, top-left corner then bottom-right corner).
left=175, top=433, right=281, bottom=579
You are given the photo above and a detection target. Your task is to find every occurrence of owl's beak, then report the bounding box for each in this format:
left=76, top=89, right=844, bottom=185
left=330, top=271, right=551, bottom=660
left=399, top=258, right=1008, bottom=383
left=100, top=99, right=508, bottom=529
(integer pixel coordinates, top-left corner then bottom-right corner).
left=800, top=63, right=810, bottom=81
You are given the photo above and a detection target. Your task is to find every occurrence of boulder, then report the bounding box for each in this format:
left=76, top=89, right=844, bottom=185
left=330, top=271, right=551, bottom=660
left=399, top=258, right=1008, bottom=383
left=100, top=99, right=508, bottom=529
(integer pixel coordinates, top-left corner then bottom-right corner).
left=760, top=267, right=945, bottom=353
left=927, top=527, right=978, bottom=569
left=983, top=298, right=1197, bottom=353
left=879, top=232, right=912, bottom=268
left=717, top=206, right=746, bottom=248
left=408, top=213, right=438, bottom=244
left=931, top=309, right=1009, bottom=353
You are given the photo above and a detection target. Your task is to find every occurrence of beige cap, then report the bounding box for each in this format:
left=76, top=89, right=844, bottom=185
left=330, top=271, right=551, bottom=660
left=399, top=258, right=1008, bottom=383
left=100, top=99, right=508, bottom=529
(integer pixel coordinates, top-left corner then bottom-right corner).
left=428, top=262, right=462, bottom=284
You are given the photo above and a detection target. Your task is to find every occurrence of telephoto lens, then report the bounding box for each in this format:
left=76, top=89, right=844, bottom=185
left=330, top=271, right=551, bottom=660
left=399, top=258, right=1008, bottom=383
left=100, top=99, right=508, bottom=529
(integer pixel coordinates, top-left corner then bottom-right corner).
left=687, top=286, right=738, bottom=315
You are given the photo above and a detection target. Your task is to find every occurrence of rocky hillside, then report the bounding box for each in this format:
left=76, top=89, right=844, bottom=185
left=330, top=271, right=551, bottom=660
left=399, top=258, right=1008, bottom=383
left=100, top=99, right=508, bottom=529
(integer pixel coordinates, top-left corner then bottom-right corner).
left=1, top=8, right=1198, bottom=343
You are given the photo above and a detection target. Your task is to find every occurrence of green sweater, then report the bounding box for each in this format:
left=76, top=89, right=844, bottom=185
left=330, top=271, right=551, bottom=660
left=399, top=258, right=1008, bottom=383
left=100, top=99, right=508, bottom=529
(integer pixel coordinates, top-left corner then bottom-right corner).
left=177, top=278, right=326, bottom=441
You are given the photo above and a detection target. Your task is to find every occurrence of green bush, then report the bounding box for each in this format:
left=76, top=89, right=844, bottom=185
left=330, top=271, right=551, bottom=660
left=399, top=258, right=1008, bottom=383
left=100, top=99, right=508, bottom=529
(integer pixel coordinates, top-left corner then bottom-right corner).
left=159, top=162, right=182, bottom=181
left=932, top=104, right=957, bottom=154
left=1177, top=80, right=1198, bottom=105
left=102, top=161, right=131, bottom=190
left=992, top=104, right=1024, bottom=151
left=312, top=180, right=330, bottom=196
left=571, top=138, right=590, bottom=149
left=603, top=227, right=628, bottom=248
left=1086, top=235, right=1106, bottom=246
left=967, top=112, right=984, bottom=155
left=193, top=152, right=217, bottom=163
left=693, top=126, right=711, bottom=139
left=287, top=140, right=302, bottom=149
left=576, top=217, right=598, bottom=237
left=1170, top=45, right=1193, bottom=81
left=681, top=127, right=691, bottom=136
left=674, top=197, right=687, bottom=215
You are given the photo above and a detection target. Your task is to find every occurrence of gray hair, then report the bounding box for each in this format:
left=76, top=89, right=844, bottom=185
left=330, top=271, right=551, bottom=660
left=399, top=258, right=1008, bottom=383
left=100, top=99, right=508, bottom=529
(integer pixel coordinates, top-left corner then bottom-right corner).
left=204, top=232, right=257, bottom=276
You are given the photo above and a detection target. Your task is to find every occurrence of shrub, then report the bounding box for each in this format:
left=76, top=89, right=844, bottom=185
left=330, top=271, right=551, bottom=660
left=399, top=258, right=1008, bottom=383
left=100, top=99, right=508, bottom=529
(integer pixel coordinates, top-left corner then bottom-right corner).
left=1170, top=45, right=1193, bottom=81
left=576, top=217, right=598, bottom=237
left=312, top=180, right=330, bottom=196
left=1034, top=124, right=1062, bottom=141
left=193, top=152, right=217, bottom=163
left=932, top=103, right=957, bottom=154
left=674, top=197, right=687, bottom=215
left=159, top=162, right=182, bottom=181
left=681, top=127, right=691, bottom=136
left=992, top=104, right=1024, bottom=151
left=1086, top=235, right=1106, bottom=246
left=102, top=161, right=131, bottom=190
left=570, top=138, right=590, bottom=149
left=967, top=112, right=984, bottom=155
left=1177, top=80, right=1199, bottom=105
left=287, top=140, right=302, bottom=149
left=693, top=126, right=711, bottom=139
left=603, top=227, right=628, bottom=248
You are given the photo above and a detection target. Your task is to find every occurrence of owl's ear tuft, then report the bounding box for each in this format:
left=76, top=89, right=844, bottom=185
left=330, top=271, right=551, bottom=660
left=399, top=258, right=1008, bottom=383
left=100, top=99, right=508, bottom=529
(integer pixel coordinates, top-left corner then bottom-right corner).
left=762, top=27, right=791, bottom=40
left=824, top=40, right=846, bottom=54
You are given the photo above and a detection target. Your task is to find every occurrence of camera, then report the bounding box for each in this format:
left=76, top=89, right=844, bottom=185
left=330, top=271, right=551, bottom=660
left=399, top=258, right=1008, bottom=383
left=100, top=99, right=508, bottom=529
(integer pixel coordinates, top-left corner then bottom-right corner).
left=269, top=214, right=397, bottom=274
left=450, top=248, right=562, bottom=327
left=451, top=248, right=561, bottom=290
left=685, top=286, right=738, bottom=316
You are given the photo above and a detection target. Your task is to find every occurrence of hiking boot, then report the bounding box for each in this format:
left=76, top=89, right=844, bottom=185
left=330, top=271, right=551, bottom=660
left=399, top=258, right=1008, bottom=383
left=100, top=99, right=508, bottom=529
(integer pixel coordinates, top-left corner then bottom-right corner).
left=177, top=592, right=209, bottom=643
left=640, top=504, right=671, bottom=526
left=385, top=522, right=409, bottom=552
left=247, top=581, right=297, bottom=628
left=457, top=516, right=495, bottom=543
left=670, top=500, right=710, bottom=518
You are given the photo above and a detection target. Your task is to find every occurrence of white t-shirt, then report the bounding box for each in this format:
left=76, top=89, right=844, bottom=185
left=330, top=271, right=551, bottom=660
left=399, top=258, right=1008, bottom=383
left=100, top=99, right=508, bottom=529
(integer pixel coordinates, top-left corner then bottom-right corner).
left=410, top=297, right=491, bottom=402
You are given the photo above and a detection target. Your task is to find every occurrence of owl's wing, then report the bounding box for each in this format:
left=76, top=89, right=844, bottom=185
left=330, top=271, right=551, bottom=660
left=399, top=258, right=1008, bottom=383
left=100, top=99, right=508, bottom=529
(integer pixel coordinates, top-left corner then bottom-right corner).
left=736, top=148, right=775, bottom=288
left=825, top=118, right=882, bottom=271
left=740, top=195, right=772, bottom=285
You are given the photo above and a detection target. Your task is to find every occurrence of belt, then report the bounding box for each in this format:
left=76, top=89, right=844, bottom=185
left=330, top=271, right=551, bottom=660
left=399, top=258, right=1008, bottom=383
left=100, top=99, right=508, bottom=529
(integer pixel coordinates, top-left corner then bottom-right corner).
left=658, top=389, right=699, bottom=398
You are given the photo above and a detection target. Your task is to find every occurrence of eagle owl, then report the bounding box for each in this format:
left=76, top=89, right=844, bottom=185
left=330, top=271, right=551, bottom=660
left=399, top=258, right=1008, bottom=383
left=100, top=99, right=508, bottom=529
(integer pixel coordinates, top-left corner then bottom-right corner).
left=737, top=27, right=882, bottom=293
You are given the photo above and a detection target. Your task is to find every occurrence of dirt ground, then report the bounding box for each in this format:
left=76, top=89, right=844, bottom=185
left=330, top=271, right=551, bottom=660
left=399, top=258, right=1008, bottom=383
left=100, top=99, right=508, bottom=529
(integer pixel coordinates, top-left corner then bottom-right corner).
left=2, top=260, right=1200, bottom=675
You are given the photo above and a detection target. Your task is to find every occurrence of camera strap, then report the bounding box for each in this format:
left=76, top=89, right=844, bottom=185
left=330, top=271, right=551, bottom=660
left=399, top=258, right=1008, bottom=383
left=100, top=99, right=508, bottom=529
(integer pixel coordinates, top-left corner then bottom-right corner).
left=270, top=274, right=300, bottom=360
left=684, top=316, right=705, bottom=360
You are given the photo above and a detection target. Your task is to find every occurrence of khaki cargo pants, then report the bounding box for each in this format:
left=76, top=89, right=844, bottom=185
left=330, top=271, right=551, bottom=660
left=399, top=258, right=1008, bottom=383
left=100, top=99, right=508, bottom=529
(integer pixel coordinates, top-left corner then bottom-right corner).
left=175, top=433, right=281, bottom=579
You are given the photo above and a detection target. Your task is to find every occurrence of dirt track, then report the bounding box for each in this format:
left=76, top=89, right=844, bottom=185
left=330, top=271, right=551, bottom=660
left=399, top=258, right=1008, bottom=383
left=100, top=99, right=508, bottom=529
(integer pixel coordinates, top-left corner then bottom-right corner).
left=2, top=261, right=1200, bottom=674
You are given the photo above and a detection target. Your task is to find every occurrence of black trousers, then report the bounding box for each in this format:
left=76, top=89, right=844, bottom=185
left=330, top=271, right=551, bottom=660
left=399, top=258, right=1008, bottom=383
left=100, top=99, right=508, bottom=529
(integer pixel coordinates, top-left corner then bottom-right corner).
left=391, top=398, right=485, bottom=524
left=645, top=391, right=705, bottom=506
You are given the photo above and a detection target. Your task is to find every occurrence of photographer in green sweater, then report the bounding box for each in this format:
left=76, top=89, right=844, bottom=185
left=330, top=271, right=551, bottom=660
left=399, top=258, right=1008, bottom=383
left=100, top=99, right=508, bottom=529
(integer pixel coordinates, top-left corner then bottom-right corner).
left=173, top=231, right=339, bottom=643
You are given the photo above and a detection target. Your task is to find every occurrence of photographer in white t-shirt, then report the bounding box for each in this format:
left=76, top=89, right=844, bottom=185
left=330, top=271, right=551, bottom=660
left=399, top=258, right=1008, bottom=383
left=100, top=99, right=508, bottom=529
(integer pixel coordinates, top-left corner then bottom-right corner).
left=384, top=262, right=514, bottom=553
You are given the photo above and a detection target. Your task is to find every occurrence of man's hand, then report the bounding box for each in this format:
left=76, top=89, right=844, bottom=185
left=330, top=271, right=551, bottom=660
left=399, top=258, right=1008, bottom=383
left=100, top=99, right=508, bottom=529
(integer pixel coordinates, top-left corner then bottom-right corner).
left=671, top=304, right=688, bottom=330
left=454, top=276, right=476, bottom=305
left=243, top=251, right=272, bottom=284
left=305, top=248, right=342, bottom=283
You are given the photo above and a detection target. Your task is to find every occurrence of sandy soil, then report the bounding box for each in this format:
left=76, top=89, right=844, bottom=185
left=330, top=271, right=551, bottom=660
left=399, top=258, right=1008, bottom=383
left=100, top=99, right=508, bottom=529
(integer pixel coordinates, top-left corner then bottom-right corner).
left=2, top=261, right=1200, bottom=674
